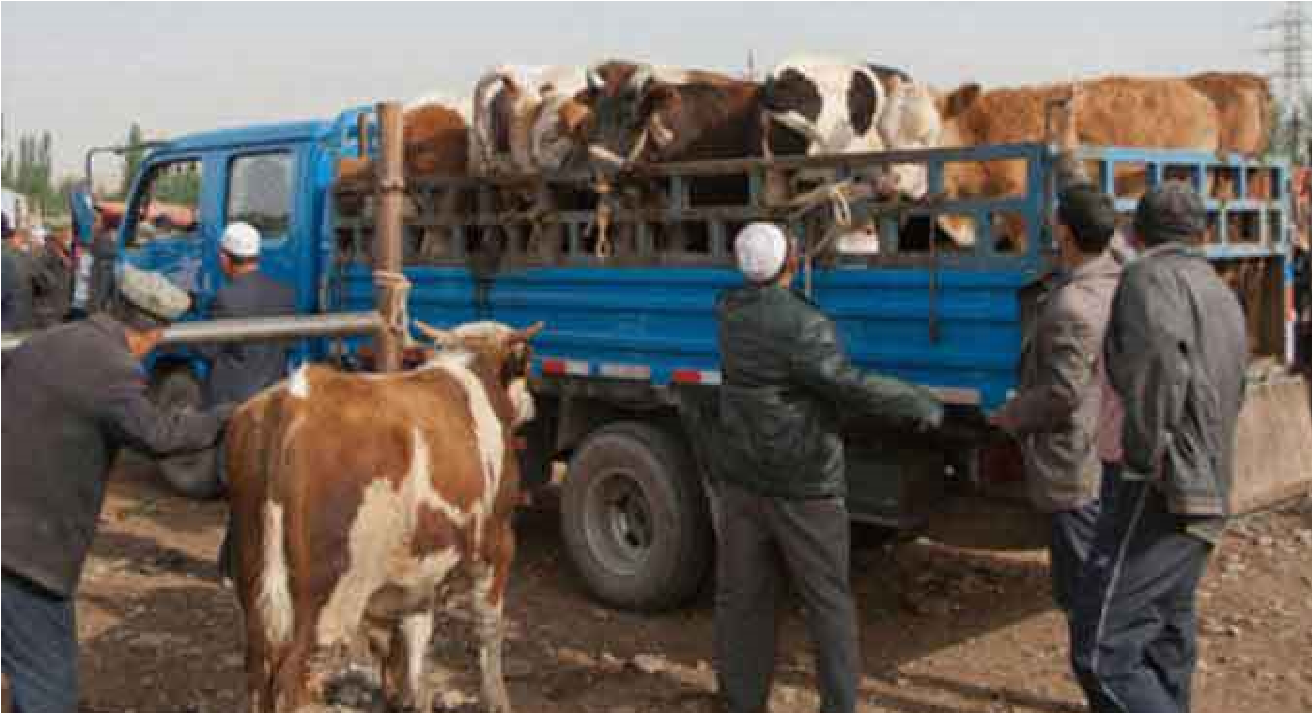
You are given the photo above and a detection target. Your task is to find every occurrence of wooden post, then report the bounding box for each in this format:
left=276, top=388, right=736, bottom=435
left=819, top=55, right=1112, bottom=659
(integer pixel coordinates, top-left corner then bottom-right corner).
left=374, top=101, right=406, bottom=373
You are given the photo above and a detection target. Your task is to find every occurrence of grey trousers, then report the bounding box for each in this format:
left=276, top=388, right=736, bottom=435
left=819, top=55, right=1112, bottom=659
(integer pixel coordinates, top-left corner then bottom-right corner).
left=711, top=480, right=859, bottom=713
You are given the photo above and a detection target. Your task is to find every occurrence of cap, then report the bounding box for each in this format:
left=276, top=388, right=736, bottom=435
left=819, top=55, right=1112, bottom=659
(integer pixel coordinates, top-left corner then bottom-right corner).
left=1133, top=181, right=1206, bottom=245
left=220, top=222, right=261, bottom=258
left=1057, top=183, right=1116, bottom=244
left=117, top=264, right=191, bottom=324
left=734, top=222, right=789, bottom=283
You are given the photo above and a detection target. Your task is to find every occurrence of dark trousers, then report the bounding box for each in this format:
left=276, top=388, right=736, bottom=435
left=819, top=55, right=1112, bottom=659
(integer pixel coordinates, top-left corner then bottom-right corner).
left=2, top=570, right=78, bottom=713
left=1050, top=495, right=1101, bottom=614
left=710, top=480, right=859, bottom=713
left=1070, top=472, right=1212, bottom=713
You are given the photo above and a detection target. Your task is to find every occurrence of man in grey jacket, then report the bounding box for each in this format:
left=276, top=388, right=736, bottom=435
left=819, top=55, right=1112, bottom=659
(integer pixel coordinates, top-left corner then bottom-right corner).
left=990, top=183, right=1122, bottom=616
left=2, top=265, right=235, bottom=713
left=1071, top=182, right=1247, bottom=713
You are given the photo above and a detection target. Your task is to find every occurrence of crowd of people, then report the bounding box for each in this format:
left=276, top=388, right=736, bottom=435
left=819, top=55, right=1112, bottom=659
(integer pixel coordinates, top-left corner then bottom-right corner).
left=0, top=171, right=1265, bottom=713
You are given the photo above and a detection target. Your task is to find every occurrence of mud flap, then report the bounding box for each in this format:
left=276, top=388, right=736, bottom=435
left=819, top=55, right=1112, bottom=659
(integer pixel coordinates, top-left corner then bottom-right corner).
left=1231, top=373, right=1312, bottom=515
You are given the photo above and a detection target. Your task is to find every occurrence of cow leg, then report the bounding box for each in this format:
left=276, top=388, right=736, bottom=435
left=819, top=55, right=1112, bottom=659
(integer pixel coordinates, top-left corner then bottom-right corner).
left=398, top=612, right=435, bottom=713
left=474, top=526, right=515, bottom=713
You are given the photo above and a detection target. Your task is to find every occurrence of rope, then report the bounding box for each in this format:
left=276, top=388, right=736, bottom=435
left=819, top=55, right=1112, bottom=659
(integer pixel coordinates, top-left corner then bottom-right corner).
left=592, top=174, right=615, bottom=259
left=372, top=269, right=413, bottom=348
left=787, top=179, right=858, bottom=260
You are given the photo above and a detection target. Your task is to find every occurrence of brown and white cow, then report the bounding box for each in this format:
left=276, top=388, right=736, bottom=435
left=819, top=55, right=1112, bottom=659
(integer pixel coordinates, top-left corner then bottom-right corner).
left=227, top=320, right=544, bottom=713
left=471, top=65, right=589, bottom=174
left=583, top=60, right=747, bottom=167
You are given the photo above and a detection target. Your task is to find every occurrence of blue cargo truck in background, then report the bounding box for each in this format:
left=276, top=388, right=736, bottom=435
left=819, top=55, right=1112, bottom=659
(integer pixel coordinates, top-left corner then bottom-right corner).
left=71, top=103, right=1306, bottom=611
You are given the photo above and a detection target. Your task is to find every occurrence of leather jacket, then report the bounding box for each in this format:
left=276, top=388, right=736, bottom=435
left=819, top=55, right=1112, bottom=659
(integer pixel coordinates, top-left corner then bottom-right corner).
left=711, top=283, right=943, bottom=500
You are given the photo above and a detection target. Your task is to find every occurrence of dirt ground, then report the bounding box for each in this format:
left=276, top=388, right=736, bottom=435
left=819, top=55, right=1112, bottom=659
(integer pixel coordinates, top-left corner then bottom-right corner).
left=64, top=457, right=1312, bottom=713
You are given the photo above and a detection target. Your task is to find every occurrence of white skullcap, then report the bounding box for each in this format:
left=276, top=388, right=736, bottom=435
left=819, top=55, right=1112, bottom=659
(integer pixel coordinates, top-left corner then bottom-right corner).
left=734, top=222, right=789, bottom=282
left=220, top=222, right=260, bottom=258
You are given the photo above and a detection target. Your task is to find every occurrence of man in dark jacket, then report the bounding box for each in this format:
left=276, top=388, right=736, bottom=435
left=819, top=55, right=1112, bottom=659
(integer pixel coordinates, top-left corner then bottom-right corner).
left=199, top=221, right=295, bottom=406
left=990, top=183, right=1122, bottom=616
left=32, top=226, right=75, bottom=328
left=199, top=221, right=294, bottom=583
left=711, top=222, right=943, bottom=713
left=2, top=265, right=234, bottom=713
left=1071, top=182, right=1247, bottom=713
left=2, top=213, right=35, bottom=332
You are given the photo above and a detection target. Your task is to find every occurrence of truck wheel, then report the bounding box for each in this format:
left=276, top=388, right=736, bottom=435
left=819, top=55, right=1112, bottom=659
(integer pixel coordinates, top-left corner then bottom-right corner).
left=148, top=367, right=221, bottom=500
left=561, top=421, right=712, bottom=611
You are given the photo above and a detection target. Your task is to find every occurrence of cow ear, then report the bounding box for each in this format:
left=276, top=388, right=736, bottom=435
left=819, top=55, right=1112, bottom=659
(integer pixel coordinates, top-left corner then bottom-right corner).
left=413, top=320, right=454, bottom=347
left=939, top=83, right=982, bottom=120
left=509, top=321, right=545, bottom=344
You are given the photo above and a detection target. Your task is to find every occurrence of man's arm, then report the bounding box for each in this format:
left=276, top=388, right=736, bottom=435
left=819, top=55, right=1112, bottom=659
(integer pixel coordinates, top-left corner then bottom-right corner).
left=1105, top=268, right=1192, bottom=480
left=789, top=314, right=944, bottom=429
left=993, top=299, right=1097, bottom=435
left=95, top=374, right=233, bottom=457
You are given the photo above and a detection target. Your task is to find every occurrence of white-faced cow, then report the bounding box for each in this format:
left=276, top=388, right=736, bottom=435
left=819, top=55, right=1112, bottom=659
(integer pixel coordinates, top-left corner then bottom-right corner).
left=761, top=56, right=944, bottom=253
left=471, top=65, right=589, bottom=174
left=227, top=320, right=544, bottom=713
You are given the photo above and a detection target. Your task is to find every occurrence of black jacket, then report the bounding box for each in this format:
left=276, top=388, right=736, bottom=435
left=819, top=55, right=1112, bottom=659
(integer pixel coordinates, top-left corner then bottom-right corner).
left=32, top=245, right=74, bottom=328
left=1105, top=243, right=1247, bottom=532
left=711, top=284, right=943, bottom=500
left=2, top=315, right=231, bottom=596
left=2, top=243, right=34, bottom=331
left=198, top=270, right=295, bottom=405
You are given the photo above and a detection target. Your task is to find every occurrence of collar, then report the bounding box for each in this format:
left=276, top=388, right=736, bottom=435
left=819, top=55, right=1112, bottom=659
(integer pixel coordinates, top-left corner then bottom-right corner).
left=1051, top=250, right=1121, bottom=289
left=1136, top=241, right=1197, bottom=261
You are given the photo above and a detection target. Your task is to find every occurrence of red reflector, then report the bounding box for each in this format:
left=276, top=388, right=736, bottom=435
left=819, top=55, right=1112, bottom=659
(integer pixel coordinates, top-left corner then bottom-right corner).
left=542, top=359, right=567, bottom=376
left=671, top=369, right=702, bottom=384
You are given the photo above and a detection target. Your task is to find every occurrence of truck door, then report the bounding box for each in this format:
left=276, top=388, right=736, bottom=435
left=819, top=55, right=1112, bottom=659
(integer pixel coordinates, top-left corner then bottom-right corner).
left=218, top=148, right=304, bottom=310
left=119, top=155, right=212, bottom=311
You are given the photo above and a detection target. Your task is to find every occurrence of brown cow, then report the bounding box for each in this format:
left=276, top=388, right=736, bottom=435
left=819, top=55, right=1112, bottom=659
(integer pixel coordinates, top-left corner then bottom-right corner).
left=1186, top=72, right=1274, bottom=158
left=227, top=320, right=543, bottom=713
left=337, top=102, right=470, bottom=185
left=933, top=76, right=1221, bottom=250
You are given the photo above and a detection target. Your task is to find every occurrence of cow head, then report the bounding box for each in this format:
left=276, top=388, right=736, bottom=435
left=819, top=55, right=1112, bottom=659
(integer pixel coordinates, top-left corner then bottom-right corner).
left=530, top=91, right=592, bottom=171
left=583, top=60, right=654, bottom=167
left=415, top=320, right=545, bottom=427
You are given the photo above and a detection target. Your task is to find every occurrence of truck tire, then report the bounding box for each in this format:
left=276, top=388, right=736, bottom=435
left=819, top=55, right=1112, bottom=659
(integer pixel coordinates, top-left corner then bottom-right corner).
left=561, top=421, right=712, bottom=611
left=148, top=367, right=222, bottom=500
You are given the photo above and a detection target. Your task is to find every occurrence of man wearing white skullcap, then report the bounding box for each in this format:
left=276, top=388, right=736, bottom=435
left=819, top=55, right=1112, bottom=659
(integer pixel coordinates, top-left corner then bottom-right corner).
left=709, top=222, right=944, bottom=713
left=196, top=222, right=294, bottom=582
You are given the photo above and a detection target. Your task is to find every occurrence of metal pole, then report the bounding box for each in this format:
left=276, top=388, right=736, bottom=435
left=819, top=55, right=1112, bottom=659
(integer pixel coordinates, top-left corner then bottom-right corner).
left=374, top=101, right=406, bottom=373
left=2, top=312, right=384, bottom=353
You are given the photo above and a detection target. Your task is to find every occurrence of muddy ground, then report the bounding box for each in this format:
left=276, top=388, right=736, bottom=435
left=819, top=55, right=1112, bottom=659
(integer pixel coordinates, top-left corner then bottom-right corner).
left=58, top=457, right=1312, bottom=713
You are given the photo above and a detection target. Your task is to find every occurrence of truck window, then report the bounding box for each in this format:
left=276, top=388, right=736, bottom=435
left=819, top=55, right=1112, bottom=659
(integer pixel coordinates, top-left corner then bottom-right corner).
left=123, top=158, right=202, bottom=248
left=227, top=152, right=292, bottom=239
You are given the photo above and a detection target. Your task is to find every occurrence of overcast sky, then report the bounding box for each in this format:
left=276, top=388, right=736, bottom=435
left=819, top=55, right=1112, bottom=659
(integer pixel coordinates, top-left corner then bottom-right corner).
left=0, top=1, right=1290, bottom=178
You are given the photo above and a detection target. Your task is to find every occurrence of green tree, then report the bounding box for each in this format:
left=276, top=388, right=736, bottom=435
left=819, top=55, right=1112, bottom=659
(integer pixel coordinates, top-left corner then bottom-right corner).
left=121, top=122, right=145, bottom=198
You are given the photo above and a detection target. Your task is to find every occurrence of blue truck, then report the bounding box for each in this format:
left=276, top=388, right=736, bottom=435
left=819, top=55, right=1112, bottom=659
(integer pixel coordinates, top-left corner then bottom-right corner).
left=78, top=104, right=1300, bottom=611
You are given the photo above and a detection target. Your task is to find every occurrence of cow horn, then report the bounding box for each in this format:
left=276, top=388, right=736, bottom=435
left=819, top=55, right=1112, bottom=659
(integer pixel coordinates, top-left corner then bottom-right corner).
left=648, top=112, right=674, bottom=148
left=631, top=63, right=654, bottom=92
left=510, top=321, right=545, bottom=343
left=413, top=320, right=454, bottom=347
